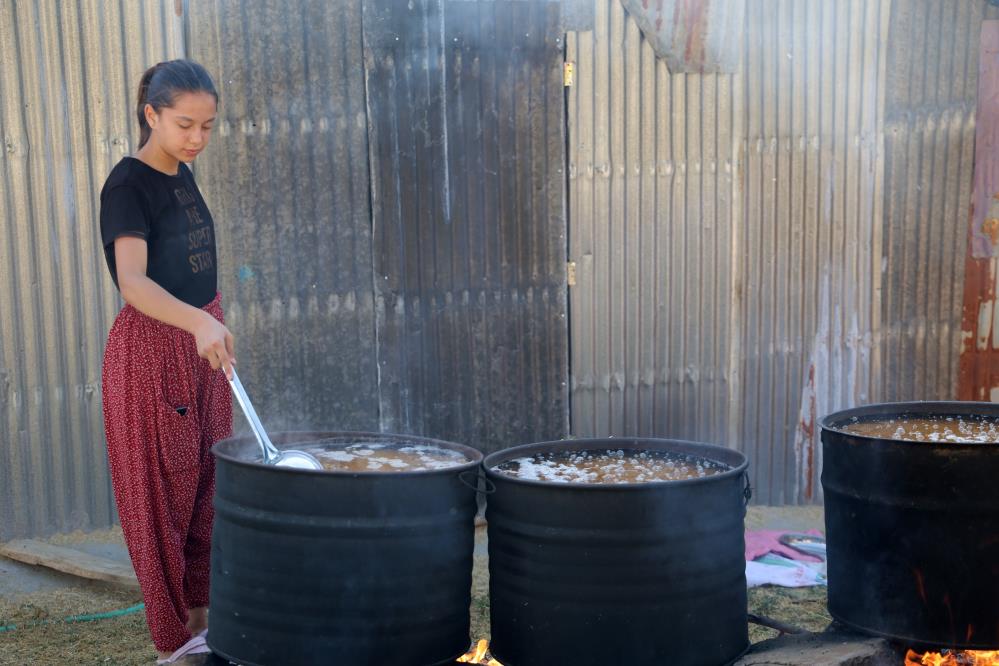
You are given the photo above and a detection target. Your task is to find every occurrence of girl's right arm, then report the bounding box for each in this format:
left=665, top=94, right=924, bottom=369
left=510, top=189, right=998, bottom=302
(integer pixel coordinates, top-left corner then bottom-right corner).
left=114, top=235, right=235, bottom=378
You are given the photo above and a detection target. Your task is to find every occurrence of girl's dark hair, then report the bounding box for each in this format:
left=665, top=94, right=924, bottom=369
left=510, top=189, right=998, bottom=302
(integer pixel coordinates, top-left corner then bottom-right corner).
left=136, top=59, right=218, bottom=149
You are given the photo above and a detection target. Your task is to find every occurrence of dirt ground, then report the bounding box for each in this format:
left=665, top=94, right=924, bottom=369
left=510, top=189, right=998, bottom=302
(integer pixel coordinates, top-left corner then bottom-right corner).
left=0, top=508, right=829, bottom=665
left=0, top=583, right=150, bottom=665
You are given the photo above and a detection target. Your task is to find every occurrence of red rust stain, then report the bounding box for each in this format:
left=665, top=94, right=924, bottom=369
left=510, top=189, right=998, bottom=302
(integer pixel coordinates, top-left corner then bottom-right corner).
left=684, top=0, right=709, bottom=70
left=798, top=364, right=817, bottom=501
left=960, top=23, right=999, bottom=401
left=656, top=17, right=662, bottom=32
left=804, top=432, right=814, bottom=501
left=960, top=206, right=999, bottom=400
left=798, top=367, right=816, bottom=440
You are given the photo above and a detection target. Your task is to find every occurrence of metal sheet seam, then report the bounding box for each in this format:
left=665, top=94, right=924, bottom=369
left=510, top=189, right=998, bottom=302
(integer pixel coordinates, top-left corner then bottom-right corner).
left=359, top=0, right=386, bottom=433
left=726, top=6, right=745, bottom=462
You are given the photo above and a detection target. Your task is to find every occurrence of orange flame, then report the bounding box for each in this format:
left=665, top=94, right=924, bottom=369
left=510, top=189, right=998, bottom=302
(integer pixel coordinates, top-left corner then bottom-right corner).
left=905, top=649, right=999, bottom=665
left=457, top=639, right=503, bottom=665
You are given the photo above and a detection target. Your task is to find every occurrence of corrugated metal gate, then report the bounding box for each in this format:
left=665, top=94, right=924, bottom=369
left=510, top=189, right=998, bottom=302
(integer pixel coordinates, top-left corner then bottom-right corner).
left=187, top=1, right=381, bottom=434
left=363, top=0, right=569, bottom=450
left=189, top=0, right=568, bottom=454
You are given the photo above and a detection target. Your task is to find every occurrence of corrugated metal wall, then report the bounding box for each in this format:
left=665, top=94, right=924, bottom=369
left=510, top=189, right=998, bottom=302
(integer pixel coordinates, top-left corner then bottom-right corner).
left=186, top=0, right=381, bottom=434
left=618, top=0, right=745, bottom=73
left=958, top=18, right=999, bottom=403
left=742, top=0, right=889, bottom=505
left=567, top=0, right=737, bottom=446
left=883, top=0, right=999, bottom=403
left=4, top=0, right=993, bottom=540
left=0, top=1, right=184, bottom=540
left=365, top=0, right=569, bottom=452
left=567, top=0, right=998, bottom=504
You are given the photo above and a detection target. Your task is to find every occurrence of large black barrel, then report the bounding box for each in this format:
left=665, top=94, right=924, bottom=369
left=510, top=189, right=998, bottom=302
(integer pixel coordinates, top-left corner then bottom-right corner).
left=208, top=431, right=482, bottom=666
left=822, top=402, right=999, bottom=649
left=482, top=438, right=750, bottom=666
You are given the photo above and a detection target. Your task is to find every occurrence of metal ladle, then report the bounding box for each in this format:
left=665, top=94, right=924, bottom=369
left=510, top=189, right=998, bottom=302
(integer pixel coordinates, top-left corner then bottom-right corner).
left=226, top=369, right=323, bottom=470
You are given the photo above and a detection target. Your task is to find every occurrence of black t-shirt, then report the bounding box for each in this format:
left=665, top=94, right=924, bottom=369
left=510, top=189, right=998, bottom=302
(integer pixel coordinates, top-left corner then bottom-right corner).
left=99, top=157, right=218, bottom=308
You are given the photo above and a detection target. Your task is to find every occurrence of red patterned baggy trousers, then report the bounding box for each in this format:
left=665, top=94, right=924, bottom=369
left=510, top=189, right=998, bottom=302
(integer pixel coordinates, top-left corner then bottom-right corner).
left=101, top=292, right=232, bottom=653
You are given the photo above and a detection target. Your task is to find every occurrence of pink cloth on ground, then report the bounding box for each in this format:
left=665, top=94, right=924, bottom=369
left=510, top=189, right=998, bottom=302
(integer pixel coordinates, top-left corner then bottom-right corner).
left=745, top=529, right=824, bottom=563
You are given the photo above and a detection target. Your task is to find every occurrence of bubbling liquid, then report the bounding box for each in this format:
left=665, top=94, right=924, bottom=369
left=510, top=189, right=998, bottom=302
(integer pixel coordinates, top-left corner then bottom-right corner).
left=293, top=441, right=471, bottom=472
left=840, top=416, right=999, bottom=443
left=493, top=448, right=730, bottom=484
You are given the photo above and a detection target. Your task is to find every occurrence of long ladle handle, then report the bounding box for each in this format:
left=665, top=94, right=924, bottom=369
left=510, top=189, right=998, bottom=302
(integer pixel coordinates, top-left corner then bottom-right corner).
left=227, top=368, right=280, bottom=464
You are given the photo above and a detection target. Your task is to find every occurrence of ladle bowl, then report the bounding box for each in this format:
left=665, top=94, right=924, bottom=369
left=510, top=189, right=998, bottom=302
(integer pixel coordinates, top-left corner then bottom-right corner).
left=226, top=369, right=323, bottom=470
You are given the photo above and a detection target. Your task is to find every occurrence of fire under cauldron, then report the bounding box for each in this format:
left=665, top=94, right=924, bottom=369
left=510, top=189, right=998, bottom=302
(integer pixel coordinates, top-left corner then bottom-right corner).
left=482, top=438, right=751, bottom=666
left=208, top=431, right=482, bottom=666
left=821, top=402, right=999, bottom=651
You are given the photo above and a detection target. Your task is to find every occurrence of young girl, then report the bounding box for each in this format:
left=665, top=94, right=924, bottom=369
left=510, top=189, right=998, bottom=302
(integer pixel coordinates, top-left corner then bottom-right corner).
left=100, top=59, right=234, bottom=665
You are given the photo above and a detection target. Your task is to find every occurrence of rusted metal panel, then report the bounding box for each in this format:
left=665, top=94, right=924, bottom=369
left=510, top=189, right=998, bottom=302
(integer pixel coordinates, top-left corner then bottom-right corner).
left=970, top=29, right=999, bottom=260
left=619, top=0, right=745, bottom=73
left=364, top=0, right=569, bottom=453
left=959, top=20, right=999, bottom=402
left=884, top=1, right=998, bottom=405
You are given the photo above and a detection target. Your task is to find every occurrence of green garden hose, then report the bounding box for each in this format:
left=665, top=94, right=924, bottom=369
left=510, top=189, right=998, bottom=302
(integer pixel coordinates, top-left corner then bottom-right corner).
left=0, top=603, right=144, bottom=633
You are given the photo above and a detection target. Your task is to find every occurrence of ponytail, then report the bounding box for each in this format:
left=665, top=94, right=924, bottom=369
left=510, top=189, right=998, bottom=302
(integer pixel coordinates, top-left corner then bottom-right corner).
left=135, top=64, right=160, bottom=149
left=134, top=60, right=219, bottom=150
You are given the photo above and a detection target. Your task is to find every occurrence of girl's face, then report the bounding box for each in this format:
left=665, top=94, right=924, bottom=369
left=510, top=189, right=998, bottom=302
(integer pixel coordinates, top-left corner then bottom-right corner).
left=145, top=91, right=217, bottom=163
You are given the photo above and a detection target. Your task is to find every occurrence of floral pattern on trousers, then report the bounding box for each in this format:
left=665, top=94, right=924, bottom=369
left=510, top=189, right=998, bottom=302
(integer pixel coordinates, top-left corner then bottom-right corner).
left=102, top=292, right=232, bottom=653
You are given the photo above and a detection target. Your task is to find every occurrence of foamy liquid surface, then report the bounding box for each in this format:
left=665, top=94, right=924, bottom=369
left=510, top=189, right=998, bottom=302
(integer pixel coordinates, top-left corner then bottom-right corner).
left=493, top=449, right=730, bottom=484
left=840, top=416, right=999, bottom=443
